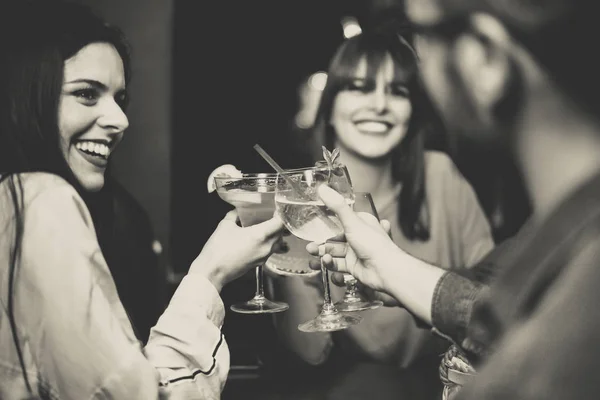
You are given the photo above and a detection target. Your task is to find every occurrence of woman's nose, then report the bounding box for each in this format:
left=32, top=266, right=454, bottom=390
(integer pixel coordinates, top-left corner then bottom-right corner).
left=370, top=85, right=388, bottom=113
left=98, top=99, right=129, bottom=132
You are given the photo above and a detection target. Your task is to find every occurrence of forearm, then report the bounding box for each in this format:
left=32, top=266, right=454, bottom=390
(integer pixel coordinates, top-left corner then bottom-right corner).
left=382, top=251, right=446, bottom=326
left=189, top=251, right=227, bottom=292
left=382, top=255, right=490, bottom=353
left=144, top=274, right=229, bottom=397
left=270, top=275, right=333, bottom=365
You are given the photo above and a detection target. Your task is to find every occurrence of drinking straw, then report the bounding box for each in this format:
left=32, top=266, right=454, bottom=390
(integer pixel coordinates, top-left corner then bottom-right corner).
left=253, top=144, right=303, bottom=195
left=253, top=144, right=340, bottom=232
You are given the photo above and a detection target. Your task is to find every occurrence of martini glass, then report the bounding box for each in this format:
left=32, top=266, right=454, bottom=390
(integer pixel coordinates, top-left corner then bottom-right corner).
left=274, top=164, right=362, bottom=332
left=214, top=173, right=289, bottom=314
left=334, top=192, right=384, bottom=312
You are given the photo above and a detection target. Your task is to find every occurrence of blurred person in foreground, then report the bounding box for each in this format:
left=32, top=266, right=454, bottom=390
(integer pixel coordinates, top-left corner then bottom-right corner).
left=308, top=0, right=600, bottom=398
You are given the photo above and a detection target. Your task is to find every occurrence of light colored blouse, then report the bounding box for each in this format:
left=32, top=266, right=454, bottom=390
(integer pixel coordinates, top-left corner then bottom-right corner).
left=272, top=151, right=495, bottom=368
left=0, top=173, right=228, bottom=399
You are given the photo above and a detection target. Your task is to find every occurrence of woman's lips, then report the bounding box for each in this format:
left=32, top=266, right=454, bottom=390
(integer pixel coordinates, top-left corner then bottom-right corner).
left=354, top=121, right=392, bottom=134
left=75, top=146, right=108, bottom=168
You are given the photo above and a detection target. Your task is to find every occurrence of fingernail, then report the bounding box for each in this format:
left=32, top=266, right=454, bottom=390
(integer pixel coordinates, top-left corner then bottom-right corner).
left=317, top=184, right=332, bottom=198
left=318, top=245, right=326, bottom=257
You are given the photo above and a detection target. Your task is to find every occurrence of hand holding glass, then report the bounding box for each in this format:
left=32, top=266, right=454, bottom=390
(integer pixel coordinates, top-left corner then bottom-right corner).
left=334, top=192, right=384, bottom=312
left=214, top=174, right=289, bottom=314
left=274, top=165, right=362, bottom=332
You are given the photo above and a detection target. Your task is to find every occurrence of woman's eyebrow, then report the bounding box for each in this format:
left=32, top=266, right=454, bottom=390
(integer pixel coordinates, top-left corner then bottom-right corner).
left=63, top=78, right=106, bottom=89
left=64, top=78, right=126, bottom=93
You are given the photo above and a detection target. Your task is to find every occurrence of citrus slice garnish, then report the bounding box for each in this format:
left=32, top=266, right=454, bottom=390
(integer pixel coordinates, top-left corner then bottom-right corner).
left=207, top=164, right=243, bottom=193
left=264, top=236, right=321, bottom=278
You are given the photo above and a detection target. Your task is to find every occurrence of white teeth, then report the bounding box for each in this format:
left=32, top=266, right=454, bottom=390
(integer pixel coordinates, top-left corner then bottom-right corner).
left=355, top=121, right=389, bottom=133
left=75, top=141, right=110, bottom=157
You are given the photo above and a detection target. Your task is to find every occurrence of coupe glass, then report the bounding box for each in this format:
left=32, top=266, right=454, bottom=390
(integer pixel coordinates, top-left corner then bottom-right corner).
left=214, top=173, right=289, bottom=314
left=274, top=164, right=362, bottom=332
left=334, top=192, right=384, bottom=312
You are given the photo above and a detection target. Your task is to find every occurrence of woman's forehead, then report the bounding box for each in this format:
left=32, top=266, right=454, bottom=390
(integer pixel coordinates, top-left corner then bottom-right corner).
left=351, top=53, right=413, bottom=83
left=63, top=43, right=125, bottom=88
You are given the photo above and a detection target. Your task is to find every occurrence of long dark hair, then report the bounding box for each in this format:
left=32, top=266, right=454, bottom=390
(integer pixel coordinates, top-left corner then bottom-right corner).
left=312, top=31, right=431, bottom=240
left=0, top=0, right=131, bottom=394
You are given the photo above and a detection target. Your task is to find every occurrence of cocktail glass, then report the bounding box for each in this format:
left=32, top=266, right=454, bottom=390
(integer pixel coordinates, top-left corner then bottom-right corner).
left=274, top=164, right=362, bottom=332
left=214, top=173, right=289, bottom=314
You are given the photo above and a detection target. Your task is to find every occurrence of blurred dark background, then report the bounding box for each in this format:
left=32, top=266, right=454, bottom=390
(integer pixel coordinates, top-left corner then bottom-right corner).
left=72, top=0, right=530, bottom=397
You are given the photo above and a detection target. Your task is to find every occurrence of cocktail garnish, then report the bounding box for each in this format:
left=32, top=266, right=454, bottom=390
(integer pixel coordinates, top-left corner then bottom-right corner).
left=319, top=146, right=342, bottom=183
left=321, top=146, right=340, bottom=170
left=207, top=164, right=243, bottom=193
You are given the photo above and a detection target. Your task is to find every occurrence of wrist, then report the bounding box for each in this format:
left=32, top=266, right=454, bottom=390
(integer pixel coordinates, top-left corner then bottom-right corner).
left=189, top=253, right=225, bottom=293
left=377, top=246, right=412, bottom=293
left=382, top=247, right=444, bottom=325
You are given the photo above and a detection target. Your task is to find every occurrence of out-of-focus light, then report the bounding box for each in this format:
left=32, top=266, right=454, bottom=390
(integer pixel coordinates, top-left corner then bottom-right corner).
left=342, top=16, right=361, bottom=39
left=308, top=71, right=327, bottom=91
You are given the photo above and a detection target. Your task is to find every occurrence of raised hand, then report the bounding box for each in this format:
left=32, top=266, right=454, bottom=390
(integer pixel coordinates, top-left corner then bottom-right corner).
left=304, top=185, right=407, bottom=294
left=190, top=210, right=285, bottom=291
left=307, top=185, right=447, bottom=324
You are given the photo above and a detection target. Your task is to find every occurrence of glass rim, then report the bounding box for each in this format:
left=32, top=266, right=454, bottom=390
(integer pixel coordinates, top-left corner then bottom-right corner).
left=213, top=172, right=276, bottom=181
left=213, top=164, right=346, bottom=181
left=276, top=163, right=347, bottom=176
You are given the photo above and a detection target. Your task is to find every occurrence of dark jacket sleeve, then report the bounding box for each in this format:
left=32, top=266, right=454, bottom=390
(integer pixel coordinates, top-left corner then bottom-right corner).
left=430, top=235, right=520, bottom=356
left=455, top=238, right=600, bottom=400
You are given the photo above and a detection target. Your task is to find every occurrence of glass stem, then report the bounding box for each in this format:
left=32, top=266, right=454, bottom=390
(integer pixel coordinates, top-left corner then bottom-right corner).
left=347, top=276, right=358, bottom=295
left=321, top=257, right=335, bottom=314
left=344, top=275, right=360, bottom=301
left=255, top=265, right=265, bottom=299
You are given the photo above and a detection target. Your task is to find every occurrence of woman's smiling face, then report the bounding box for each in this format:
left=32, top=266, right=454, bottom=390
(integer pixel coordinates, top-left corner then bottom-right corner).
left=330, top=53, right=413, bottom=160
left=59, top=42, right=129, bottom=192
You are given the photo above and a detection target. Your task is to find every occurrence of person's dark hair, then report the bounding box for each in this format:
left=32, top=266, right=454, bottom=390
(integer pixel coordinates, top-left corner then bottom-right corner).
left=423, top=0, right=599, bottom=121
left=0, top=0, right=131, bottom=176
left=0, top=0, right=131, bottom=394
left=312, top=31, right=431, bottom=240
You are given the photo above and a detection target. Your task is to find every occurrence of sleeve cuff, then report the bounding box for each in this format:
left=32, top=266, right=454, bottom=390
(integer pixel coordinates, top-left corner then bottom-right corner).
left=431, top=271, right=482, bottom=344
left=164, top=274, right=225, bottom=327
left=146, top=274, right=226, bottom=371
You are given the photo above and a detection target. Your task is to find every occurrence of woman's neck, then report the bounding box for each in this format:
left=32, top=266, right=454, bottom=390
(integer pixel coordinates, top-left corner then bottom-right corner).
left=336, top=143, right=397, bottom=209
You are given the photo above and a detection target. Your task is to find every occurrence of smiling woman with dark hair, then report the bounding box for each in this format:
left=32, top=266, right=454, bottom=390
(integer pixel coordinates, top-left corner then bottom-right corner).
left=0, top=1, right=284, bottom=398
left=271, top=31, right=494, bottom=378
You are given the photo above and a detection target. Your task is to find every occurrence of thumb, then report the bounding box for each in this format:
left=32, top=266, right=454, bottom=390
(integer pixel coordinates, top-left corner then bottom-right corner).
left=252, top=214, right=285, bottom=237
left=318, top=185, right=361, bottom=232
left=380, top=219, right=392, bottom=237
left=222, top=210, right=239, bottom=223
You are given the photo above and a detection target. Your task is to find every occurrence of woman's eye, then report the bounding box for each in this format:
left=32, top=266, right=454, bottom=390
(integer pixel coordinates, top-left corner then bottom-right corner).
left=390, top=84, right=409, bottom=97
left=390, top=83, right=409, bottom=97
left=345, top=80, right=374, bottom=93
left=73, top=88, right=99, bottom=104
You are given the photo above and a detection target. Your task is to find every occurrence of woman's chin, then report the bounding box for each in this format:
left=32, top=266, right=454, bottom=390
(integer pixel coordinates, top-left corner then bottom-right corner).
left=76, top=173, right=105, bottom=192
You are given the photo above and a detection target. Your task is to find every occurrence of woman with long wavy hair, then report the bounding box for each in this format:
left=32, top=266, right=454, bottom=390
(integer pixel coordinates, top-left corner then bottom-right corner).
left=0, top=1, right=284, bottom=398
